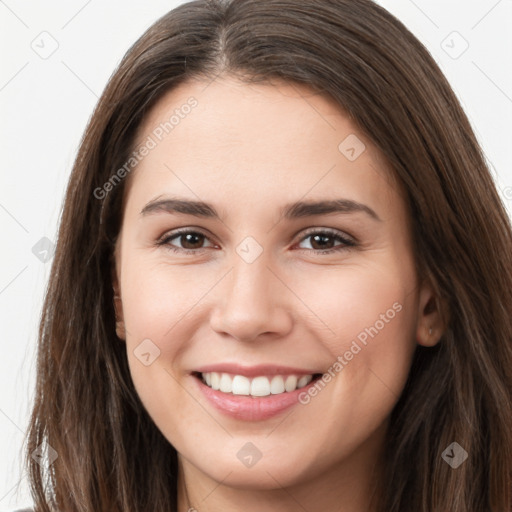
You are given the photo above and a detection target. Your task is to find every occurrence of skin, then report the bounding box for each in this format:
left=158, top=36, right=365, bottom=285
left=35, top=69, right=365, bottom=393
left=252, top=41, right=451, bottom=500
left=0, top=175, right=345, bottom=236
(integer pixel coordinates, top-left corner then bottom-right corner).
left=113, top=75, right=443, bottom=512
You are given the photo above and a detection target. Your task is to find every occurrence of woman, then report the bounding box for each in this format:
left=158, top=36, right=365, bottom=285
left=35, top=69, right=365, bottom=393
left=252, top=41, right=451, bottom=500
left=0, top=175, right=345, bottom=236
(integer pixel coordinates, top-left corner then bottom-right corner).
left=22, top=0, right=512, bottom=511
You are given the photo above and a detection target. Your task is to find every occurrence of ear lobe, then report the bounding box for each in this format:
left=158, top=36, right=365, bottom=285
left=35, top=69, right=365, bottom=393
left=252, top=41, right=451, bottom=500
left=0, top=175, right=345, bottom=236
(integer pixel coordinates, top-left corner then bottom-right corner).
left=415, top=280, right=444, bottom=347
left=113, top=296, right=126, bottom=341
left=112, top=267, right=126, bottom=341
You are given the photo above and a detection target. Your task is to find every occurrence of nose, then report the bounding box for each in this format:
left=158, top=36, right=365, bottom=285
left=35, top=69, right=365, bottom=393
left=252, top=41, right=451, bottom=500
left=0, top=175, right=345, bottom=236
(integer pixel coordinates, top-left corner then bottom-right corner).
left=209, top=254, right=293, bottom=343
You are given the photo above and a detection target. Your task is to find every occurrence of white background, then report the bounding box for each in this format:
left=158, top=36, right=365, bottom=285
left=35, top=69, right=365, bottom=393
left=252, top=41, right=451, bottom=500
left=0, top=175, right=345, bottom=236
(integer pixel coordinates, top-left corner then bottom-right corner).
left=1, top=0, right=511, bottom=509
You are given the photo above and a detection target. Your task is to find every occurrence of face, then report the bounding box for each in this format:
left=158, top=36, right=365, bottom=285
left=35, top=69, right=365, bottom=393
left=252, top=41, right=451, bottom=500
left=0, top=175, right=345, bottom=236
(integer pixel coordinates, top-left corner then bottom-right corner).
left=113, top=75, right=437, bottom=492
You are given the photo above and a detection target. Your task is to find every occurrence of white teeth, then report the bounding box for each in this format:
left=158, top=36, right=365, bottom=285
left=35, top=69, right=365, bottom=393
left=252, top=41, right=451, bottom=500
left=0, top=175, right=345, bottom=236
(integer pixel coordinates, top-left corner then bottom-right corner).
left=200, top=372, right=316, bottom=397
left=297, top=375, right=313, bottom=388
left=270, top=375, right=285, bottom=394
left=232, top=375, right=250, bottom=395
left=251, top=376, right=271, bottom=396
left=284, top=375, right=297, bottom=392
left=210, top=372, right=220, bottom=390
left=219, top=373, right=232, bottom=393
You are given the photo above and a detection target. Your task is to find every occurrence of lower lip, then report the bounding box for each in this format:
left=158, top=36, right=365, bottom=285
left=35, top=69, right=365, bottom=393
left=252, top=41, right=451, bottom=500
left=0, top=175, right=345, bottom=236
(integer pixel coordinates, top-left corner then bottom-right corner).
left=193, top=374, right=319, bottom=421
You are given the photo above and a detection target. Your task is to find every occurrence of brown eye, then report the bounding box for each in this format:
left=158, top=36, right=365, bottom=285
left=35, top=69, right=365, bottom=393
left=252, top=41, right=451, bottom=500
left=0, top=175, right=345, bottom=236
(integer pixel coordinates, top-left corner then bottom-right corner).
left=176, top=232, right=206, bottom=250
left=158, top=229, right=216, bottom=254
left=307, top=233, right=336, bottom=250
left=297, top=229, right=356, bottom=254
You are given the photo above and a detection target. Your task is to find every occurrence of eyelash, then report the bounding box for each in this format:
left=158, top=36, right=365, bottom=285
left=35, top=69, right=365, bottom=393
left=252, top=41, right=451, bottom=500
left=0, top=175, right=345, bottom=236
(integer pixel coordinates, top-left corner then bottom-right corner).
left=156, top=227, right=357, bottom=255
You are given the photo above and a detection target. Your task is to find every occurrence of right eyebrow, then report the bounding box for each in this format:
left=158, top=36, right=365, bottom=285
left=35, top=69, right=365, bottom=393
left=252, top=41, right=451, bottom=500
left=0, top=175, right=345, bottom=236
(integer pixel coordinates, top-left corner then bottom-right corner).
left=140, top=197, right=220, bottom=218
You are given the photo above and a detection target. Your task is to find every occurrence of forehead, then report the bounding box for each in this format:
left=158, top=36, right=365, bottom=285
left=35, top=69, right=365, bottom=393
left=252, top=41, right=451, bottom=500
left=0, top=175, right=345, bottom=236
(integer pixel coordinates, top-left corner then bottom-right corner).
left=124, top=75, right=404, bottom=222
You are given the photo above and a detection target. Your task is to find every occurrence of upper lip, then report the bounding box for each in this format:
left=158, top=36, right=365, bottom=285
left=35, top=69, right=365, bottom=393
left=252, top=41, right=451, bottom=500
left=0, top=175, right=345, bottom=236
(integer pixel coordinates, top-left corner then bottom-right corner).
left=193, top=363, right=321, bottom=377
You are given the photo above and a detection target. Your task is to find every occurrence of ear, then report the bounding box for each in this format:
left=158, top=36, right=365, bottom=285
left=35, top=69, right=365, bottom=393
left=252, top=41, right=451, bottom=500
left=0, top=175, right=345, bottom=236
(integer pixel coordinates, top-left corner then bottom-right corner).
left=415, top=278, right=444, bottom=347
left=111, top=249, right=126, bottom=341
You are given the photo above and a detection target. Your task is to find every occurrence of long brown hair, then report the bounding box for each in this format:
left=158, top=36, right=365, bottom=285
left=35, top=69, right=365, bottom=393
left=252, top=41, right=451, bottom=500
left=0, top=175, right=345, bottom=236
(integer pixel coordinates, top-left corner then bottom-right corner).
left=23, top=0, right=512, bottom=510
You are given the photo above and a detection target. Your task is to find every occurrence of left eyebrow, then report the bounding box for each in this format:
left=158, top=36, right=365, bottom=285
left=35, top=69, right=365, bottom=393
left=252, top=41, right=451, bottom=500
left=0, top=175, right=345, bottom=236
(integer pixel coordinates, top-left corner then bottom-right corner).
left=281, top=198, right=381, bottom=222
left=140, top=196, right=381, bottom=222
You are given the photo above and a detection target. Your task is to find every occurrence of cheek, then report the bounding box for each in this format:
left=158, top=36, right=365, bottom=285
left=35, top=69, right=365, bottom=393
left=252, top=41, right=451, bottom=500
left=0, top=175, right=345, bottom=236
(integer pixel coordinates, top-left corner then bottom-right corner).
left=289, top=260, right=416, bottom=352
left=120, top=258, right=215, bottom=339
left=119, top=261, right=199, bottom=439
left=119, top=260, right=205, bottom=404
left=291, top=260, right=418, bottom=410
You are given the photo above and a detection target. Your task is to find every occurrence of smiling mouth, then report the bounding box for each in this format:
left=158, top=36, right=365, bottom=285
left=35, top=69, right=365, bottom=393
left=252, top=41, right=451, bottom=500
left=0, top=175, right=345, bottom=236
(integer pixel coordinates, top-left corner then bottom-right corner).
left=192, top=371, right=323, bottom=397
